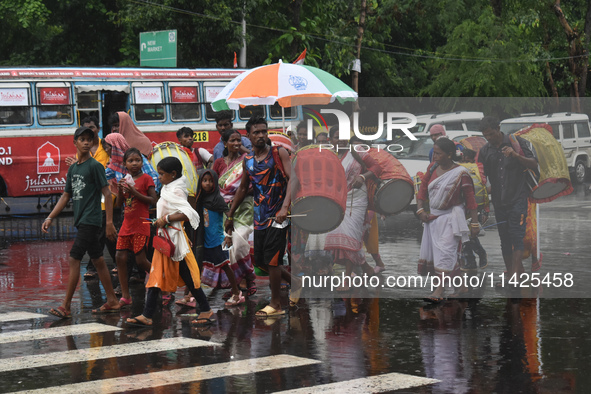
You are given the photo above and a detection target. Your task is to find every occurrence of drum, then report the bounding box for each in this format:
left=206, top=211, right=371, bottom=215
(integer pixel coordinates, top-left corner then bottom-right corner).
left=459, top=163, right=489, bottom=210
left=515, top=125, right=573, bottom=203
left=151, top=142, right=199, bottom=196
left=268, top=132, right=294, bottom=153
left=292, top=145, right=347, bottom=233
left=365, top=149, right=414, bottom=215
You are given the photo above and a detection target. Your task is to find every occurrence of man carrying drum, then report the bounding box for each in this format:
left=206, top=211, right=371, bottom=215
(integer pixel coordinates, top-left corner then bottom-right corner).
left=225, top=115, right=297, bottom=318
left=478, top=116, right=538, bottom=283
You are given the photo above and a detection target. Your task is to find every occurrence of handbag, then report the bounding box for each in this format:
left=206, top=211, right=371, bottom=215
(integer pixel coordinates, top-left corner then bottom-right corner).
left=153, top=228, right=175, bottom=258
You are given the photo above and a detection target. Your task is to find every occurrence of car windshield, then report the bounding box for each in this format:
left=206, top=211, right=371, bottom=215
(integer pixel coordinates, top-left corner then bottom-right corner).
left=392, top=135, right=432, bottom=160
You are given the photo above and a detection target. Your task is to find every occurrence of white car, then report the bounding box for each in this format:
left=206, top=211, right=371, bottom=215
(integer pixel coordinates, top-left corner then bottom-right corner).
left=393, top=130, right=486, bottom=206
left=500, top=113, right=591, bottom=183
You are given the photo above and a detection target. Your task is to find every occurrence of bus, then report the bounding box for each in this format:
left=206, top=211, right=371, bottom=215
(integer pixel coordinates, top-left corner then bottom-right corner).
left=0, top=67, right=301, bottom=198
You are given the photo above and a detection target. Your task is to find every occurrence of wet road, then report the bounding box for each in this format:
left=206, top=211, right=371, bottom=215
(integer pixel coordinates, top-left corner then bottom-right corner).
left=1, top=184, right=591, bottom=393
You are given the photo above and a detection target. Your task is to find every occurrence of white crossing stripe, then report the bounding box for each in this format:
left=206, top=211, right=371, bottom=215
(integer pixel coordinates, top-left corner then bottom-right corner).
left=0, top=323, right=121, bottom=345
left=274, top=372, right=440, bottom=393
left=18, top=355, right=321, bottom=394
left=0, top=337, right=218, bottom=373
left=0, top=312, right=47, bottom=323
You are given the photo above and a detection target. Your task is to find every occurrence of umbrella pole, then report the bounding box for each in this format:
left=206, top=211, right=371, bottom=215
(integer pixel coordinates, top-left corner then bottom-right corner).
left=282, top=106, right=286, bottom=133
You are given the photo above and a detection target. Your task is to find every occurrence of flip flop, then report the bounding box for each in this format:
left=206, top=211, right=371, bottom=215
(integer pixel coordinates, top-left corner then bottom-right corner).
left=175, top=297, right=196, bottom=308
left=192, top=311, right=216, bottom=326
left=92, top=303, right=121, bottom=314
left=126, top=316, right=153, bottom=327
left=289, top=287, right=302, bottom=308
left=255, top=305, right=286, bottom=318
left=373, top=266, right=386, bottom=274
left=423, top=297, right=445, bottom=304
left=48, top=306, right=71, bottom=319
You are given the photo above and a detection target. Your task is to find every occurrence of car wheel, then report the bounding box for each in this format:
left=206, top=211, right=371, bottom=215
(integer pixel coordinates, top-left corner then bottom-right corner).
left=574, top=160, right=587, bottom=183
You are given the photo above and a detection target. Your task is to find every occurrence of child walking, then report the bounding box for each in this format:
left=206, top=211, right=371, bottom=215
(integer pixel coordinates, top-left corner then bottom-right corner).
left=198, top=169, right=245, bottom=306
left=42, top=126, right=120, bottom=318
left=115, top=148, right=158, bottom=307
left=126, top=157, right=214, bottom=326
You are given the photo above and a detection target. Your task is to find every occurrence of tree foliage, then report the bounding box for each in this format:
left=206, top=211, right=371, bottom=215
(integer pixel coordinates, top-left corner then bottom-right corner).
left=1, top=0, right=591, bottom=99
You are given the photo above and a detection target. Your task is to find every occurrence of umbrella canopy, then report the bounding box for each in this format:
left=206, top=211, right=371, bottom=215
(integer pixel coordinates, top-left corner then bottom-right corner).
left=212, top=60, right=357, bottom=111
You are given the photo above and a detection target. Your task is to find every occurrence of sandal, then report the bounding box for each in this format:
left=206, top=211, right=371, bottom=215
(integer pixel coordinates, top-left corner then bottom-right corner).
left=255, top=305, right=286, bottom=318
left=225, top=291, right=245, bottom=307
left=126, top=315, right=153, bottom=327
left=192, top=311, right=216, bottom=326
left=423, top=297, right=444, bottom=304
left=162, top=294, right=173, bottom=306
left=48, top=306, right=71, bottom=319
left=222, top=291, right=233, bottom=300
left=83, top=270, right=97, bottom=278
left=92, top=303, right=121, bottom=314
left=289, top=287, right=302, bottom=308
left=119, top=297, right=132, bottom=308
left=245, top=283, right=257, bottom=297
left=175, top=297, right=196, bottom=308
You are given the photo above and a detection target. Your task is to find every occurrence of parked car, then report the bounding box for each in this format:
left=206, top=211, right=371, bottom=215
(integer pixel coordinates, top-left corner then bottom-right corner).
left=393, top=130, right=486, bottom=206
left=500, top=113, right=591, bottom=183
left=373, top=111, right=484, bottom=143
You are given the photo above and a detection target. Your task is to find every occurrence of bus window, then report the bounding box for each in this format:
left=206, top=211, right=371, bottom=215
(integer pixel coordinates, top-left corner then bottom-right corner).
left=75, top=91, right=100, bottom=121
left=132, top=84, right=165, bottom=122
left=269, top=103, right=296, bottom=119
left=170, top=84, right=201, bottom=121
left=37, top=84, right=73, bottom=125
left=204, top=84, right=233, bottom=121
left=239, top=105, right=265, bottom=120
left=0, top=85, right=32, bottom=125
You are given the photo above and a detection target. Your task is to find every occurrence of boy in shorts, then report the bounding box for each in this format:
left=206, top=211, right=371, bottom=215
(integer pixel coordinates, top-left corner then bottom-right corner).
left=42, top=126, right=120, bottom=318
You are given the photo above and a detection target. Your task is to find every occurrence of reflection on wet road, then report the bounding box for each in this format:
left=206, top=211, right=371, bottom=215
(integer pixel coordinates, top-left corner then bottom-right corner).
left=0, top=184, right=590, bottom=392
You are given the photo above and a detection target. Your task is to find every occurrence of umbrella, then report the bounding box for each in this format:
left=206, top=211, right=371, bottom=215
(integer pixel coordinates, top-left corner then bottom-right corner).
left=211, top=60, right=357, bottom=112
left=459, top=136, right=487, bottom=153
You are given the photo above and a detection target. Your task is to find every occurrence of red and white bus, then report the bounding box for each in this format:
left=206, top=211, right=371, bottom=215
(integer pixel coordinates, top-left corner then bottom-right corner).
left=0, top=67, right=300, bottom=197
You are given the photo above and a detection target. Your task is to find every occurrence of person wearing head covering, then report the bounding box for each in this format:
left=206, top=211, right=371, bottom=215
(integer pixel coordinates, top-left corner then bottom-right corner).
left=112, top=111, right=153, bottom=158
left=103, top=133, right=160, bottom=192
left=197, top=169, right=246, bottom=306
left=428, top=124, right=463, bottom=162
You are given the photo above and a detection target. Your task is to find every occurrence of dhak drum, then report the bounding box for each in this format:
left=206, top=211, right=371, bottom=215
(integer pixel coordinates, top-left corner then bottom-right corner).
left=459, top=162, right=489, bottom=211
left=365, top=149, right=414, bottom=215
left=268, top=132, right=294, bottom=153
left=292, top=145, right=347, bottom=233
left=151, top=142, right=199, bottom=196
left=515, top=125, right=573, bottom=203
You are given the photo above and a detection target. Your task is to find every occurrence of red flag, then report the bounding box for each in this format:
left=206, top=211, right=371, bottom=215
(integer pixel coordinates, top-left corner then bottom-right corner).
left=233, top=52, right=238, bottom=68
left=293, top=48, right=306, bottom=65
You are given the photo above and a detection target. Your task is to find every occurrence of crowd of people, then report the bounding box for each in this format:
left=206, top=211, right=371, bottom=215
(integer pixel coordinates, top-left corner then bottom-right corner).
left=40, top=110, right=542, bottom=325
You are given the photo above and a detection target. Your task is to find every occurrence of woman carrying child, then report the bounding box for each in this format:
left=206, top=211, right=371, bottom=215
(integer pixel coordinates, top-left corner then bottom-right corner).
left=198, top=168, right=246, bottom=306
left=115, top=147, right=158, bottom=307
left=212, top=129, right=257, bottom=298
left=126, top=157, right=214, bottom=326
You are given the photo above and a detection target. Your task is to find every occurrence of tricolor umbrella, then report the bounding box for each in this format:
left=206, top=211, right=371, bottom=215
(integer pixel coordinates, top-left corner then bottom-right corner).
left=211, top=60, right=358, bottom=112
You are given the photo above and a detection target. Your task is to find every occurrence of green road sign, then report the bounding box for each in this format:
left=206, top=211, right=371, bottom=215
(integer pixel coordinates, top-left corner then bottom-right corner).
left=140, top=30, right=177, bottom=67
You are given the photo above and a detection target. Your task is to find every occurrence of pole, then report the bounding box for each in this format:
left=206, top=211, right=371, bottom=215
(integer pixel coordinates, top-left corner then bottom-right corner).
left=536, top=203, right=540, bottom=260
left=239, top=2, right=247, bottom=68
left=282, top=107, right=286, bottom=133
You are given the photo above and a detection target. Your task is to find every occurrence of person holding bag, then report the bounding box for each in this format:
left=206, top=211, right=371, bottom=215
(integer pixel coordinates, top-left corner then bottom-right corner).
left=126, top=157, right=214, bottom=327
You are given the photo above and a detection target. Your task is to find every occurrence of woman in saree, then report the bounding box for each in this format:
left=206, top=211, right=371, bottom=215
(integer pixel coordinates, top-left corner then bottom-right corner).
left=323, top=126, right=382, bottom=288
left=211, top=129, right=257, bottom=297
left=417, top=137, right=479, bottom=302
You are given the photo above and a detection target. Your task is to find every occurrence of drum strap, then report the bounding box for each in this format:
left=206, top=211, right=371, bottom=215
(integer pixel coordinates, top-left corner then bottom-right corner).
left=271, top=146, right=287, bottom=179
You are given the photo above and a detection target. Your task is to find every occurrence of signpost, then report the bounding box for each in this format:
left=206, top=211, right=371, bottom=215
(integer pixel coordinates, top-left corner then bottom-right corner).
left=140, top=30, right=177, bottom=67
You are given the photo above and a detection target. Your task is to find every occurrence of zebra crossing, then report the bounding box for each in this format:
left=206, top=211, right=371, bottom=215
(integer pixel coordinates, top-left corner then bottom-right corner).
left=0, top=311, right=439, bottom=393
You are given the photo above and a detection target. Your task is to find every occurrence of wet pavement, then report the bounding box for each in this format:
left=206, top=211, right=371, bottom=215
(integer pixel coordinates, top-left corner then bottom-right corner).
left=1, top=184, right=591, bottom=393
